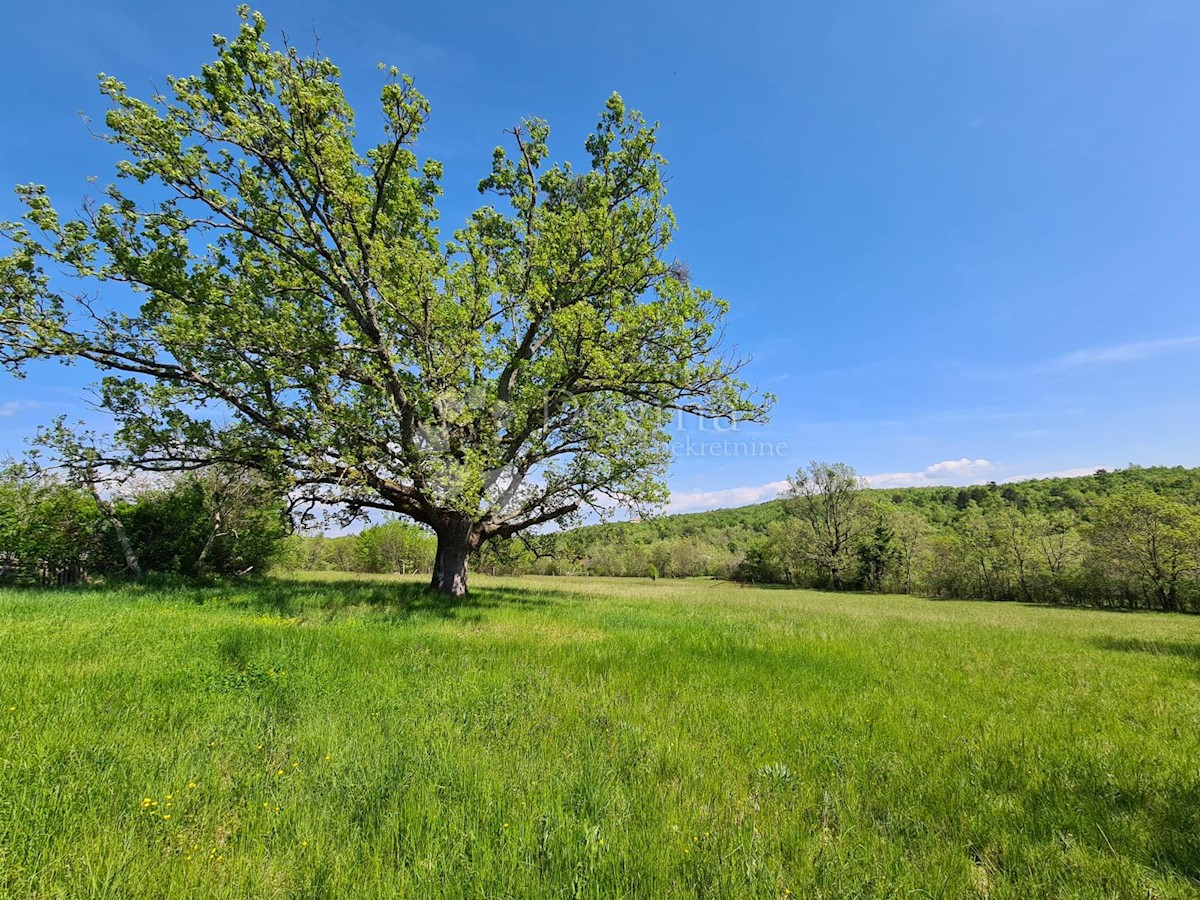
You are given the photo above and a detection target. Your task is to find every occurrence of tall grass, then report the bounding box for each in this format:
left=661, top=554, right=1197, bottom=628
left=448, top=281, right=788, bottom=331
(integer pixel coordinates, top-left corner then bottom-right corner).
left=1, top=574, right=1198, bottom=897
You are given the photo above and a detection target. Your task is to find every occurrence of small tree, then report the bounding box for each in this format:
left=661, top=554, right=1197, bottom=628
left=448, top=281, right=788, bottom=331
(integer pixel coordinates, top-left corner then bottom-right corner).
left=0, top=8, right=769, bottom=595
left=886, top=505, right=932, bottom=594
left=855, top=507, right=899, bottom=592
left=957, top=503, right=1007, bottom=601
left=780, top=461, right=868, bottom=590
left=993, top=502, right=1037, bottom=602
left=0, top=464, right=113, bottom=582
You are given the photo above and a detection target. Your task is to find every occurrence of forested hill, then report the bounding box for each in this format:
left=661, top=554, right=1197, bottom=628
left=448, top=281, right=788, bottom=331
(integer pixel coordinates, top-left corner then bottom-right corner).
left=524, top=465, right=1200, bottom=590
left=552, top=465, right=1196, bottom=553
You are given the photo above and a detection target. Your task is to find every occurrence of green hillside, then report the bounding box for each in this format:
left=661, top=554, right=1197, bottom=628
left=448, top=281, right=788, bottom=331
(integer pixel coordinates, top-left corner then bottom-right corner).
left=544, top=464, right=1192, bottom=556
left=493, top=465, right=1200, bottom=611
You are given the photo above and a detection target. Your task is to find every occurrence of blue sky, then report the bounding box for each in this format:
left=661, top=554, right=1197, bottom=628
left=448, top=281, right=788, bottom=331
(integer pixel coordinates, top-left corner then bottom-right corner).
left=2, top=0, right=1198, bottom=516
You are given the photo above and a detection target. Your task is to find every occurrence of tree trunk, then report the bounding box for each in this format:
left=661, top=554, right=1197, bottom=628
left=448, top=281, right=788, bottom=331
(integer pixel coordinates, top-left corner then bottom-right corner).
left=85, top=474, right=141, bottom=578
left=430, top=517, right=477, bottom=597
left=110, top=516, right=142, bottom=579
left=829, top=564, right=842, bottom=591
left=195, top=507, right=222, bottom=576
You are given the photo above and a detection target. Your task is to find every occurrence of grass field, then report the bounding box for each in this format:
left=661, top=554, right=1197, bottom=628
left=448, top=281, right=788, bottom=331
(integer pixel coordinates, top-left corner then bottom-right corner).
left=1, top=575, right=1199, bottom=898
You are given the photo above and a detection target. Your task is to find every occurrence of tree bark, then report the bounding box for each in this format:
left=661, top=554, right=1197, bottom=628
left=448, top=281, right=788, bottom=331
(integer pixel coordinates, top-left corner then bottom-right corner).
left=430, top=516, right=478, bottom=597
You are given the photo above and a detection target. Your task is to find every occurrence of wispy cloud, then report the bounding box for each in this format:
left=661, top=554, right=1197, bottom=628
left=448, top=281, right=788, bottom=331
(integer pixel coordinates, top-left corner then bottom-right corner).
left=0, top=400, right=44, bottom=418
left=664, top=480, right=790, bottom=515
left=1044, top=336, right=1200, bottom=370
left=1002, top=465, right=1102, bottom=483
left=864, top=458, right=994, bottom=488
left=665, top=459, right=996, bottom=512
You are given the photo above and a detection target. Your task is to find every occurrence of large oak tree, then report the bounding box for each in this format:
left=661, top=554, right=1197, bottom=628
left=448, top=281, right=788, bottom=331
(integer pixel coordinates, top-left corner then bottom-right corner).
left=0, top=8, right=770, bottom=594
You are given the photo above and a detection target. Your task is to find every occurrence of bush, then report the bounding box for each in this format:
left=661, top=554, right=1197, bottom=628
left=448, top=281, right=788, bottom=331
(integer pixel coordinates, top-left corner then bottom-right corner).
left=0, top=467, right=286, bottom=582
left=122, top=471, right=287, bottom=577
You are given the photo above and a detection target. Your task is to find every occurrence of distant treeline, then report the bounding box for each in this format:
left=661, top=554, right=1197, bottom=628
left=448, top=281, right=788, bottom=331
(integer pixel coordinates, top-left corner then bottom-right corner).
left=468, top=465, right=1200, bottom=612
left=11, top=460, right=1200, bottom=613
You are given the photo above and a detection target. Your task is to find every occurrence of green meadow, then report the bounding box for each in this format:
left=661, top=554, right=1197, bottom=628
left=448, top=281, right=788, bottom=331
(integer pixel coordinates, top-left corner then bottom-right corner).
left=1, top=575, right=1198, bottom=898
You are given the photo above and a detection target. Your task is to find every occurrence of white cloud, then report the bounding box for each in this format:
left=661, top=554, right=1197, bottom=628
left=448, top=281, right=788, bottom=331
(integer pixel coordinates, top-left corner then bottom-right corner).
left=666, top=459, right=997, bottom=515
left=1046, top=336, right=1200, bottom=370
left=864, top=458, right=994, bottom=488
left=664, top=480, right=790, bottom=515
left=1001, top=465, right=1103, bottom=483
left=0, top=401, right=40, bottom=418
left=925, top=457, right=993, bottom=476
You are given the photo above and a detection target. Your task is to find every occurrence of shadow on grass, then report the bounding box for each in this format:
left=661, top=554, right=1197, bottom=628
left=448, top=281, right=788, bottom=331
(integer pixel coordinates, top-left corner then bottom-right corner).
left=911, top=593, right=1195, bottom=618
left=972, top=749, right=1200, bottom=884
left=1093, top=636, right=1200, bottom=664
left=0, top=573, right=606, bottom=625
left=159, top=575, right=598, bottom=624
